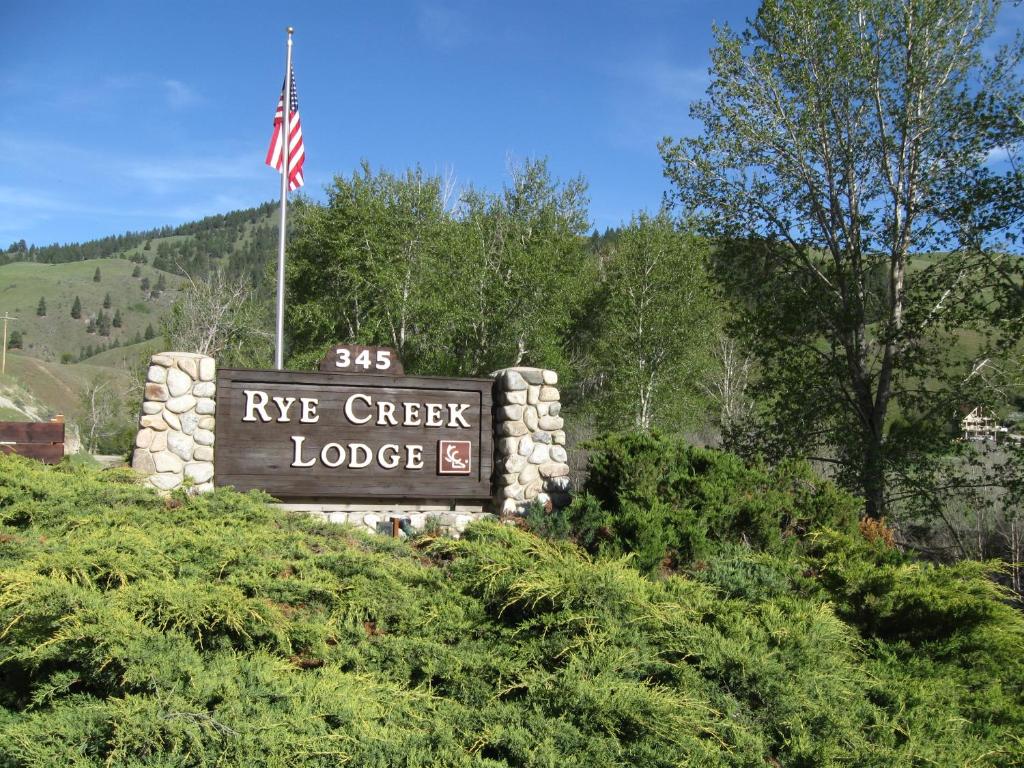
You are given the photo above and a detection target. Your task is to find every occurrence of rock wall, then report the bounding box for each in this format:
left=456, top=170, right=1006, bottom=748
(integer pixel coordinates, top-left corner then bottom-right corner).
left=131, top=352, right=216, bottom=493
left=491, top=367, right=572, bottom=515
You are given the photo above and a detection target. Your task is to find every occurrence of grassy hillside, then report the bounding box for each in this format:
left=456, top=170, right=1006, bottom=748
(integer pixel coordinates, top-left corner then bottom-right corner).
left=0, top=454, right=1020, bottom=766
left=0, top=258, right=180, bottom=363
left=0, top=352, right=130, bottom=422
left=2, top=202, right=277, bottom=366
left=0, top=204, right=276, bottom=426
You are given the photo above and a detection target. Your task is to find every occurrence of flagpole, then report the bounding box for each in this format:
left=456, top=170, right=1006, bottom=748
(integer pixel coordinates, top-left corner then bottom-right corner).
left=274, top=26, right=294, bottom=371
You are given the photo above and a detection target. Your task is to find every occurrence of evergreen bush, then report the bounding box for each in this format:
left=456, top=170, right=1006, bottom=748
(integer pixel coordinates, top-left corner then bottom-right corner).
left=0, top=455, right=1019, bottom=766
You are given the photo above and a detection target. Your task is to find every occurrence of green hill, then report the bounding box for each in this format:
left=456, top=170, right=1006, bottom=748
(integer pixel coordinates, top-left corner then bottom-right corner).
left=0, top=258, right=181, bottom=363
left=1, top=202, right=278, bottom=366
left=0, top=204, right=276, bottom=434
left=0, top=352, right=129, bottom=422
left=0, top=451, right=1021, bottom=766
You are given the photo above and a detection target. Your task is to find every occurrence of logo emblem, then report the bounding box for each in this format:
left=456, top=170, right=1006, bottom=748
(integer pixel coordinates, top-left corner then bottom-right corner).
left=438, top=440, right=472, bottom=475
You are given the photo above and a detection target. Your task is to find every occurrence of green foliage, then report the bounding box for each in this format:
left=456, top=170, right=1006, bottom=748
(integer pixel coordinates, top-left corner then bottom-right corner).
left=0, top=455, right=1020, bottom=766
left=92, top=267, right=101, bottom=283
left=7, top=330, right=23, bottom=350
left=34, top=298, right=44, bottom=317
left=660, top=0, right=1024, bottom=519
left=286, top=159, right=592, bottom=377
left=582, top=211, right=720, bottom=432
left=70, top=296, right=81, bottom=320
left=559, top=431, right=860, bottom=574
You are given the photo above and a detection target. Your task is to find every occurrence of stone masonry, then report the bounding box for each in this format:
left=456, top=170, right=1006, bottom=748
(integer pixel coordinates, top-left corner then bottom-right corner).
left=131, top=352, right=216, bottom=493
left=491, top=367, right=572, bottom=515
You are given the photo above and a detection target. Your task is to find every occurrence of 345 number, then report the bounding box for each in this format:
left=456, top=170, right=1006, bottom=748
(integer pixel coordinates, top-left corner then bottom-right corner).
left=320, top=344, right=403, bottom=375
left=335, top=347, right=391, bottom=370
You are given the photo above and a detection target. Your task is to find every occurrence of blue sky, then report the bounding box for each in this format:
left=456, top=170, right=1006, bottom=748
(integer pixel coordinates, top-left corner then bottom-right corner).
left=2, top=1, right=1020, bottom=248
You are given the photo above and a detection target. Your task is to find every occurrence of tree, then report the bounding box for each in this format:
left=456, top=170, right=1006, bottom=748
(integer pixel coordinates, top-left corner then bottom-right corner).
left=131, top=265, right=141, bottom=278
left=78, top=375, right=127, bottom=453
left=586, top=211, right=720, bottom=432
left=36, top=297, right=46, bottom=317
left=112, top=309, right=122, bottom=328
left=144, top=323, right=156, bottom=340
left=140, top=277, right=150, bottom=293
left=96, top=311, right=111, bottom=337
left=286, top=164, right=454, bottom=371
left=661, top=0, right=1022, bottom=518
left=93, top=267, right=101, bottom=282
left=7, top=330, right=22, bottom=350
left=453, top=158, right=593, bottom=376
left=86, top=317, right=96, bottom=334
left=102, top=292, right=111, bottom=309
left=70, top=296, right=81, bottom=319
left=163, top=269, right=271, bottom=366
left=286, top=159, right=593, bottom=376
left=155, top=273, right=167, bottom=293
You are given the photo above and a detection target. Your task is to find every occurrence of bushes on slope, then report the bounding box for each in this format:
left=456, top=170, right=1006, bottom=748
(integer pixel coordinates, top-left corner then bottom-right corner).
left=0, top=454, right=1021, bottom=766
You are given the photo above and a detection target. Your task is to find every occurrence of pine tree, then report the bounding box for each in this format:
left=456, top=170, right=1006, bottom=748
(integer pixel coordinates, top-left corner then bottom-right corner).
left=132, top=265, right=141, bottom=278
left=155, top=273, right=167, bottom=293
left=140, top=277, right=150, bottom=293
left=7, top=330, right=23, bottom=350
left=71, top=296, right=82, bottom=319
left=97, top=311, right=110, bottom=337
left=86, top=317, right=96, bottom=334
left=112, top=309, right=122, bottom=328
left=132, top=331, right=143, bottom=344
left=36, top=297, right=46, bottom=317
left=102, top=292, right=111, bottom=309
left=144, top=323, right=155, bottom=340
left=93, top=267, right=101, bottom=282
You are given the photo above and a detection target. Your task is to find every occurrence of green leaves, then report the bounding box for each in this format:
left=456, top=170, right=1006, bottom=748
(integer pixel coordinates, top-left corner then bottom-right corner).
left=584, top=212, right=721, bottom=433
left=285, top=159, right=593, bottom=377
left=1, top=454, right=1021, bottom=765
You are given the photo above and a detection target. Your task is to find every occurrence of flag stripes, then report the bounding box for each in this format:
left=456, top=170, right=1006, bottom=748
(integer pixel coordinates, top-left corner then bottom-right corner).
left=265, top=67, right=304, bottom=191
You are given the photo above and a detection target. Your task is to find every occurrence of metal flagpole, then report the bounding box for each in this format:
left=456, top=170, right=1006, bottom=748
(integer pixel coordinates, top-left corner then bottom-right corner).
left=274, top=26, right=294, bottom=371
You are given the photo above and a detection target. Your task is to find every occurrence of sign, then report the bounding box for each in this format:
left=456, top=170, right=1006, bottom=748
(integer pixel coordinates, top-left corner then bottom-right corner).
left=214, top=367, right=493, bottom=500
left=319, top=344, right=404, bottom=375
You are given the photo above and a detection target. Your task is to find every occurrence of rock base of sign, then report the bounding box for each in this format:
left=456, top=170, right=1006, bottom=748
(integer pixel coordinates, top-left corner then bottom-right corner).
left=276, top=503, right=494, bottom=538
left=491, top=367, right=572, bottom=515
left=131, top=352, right=216, bottom=494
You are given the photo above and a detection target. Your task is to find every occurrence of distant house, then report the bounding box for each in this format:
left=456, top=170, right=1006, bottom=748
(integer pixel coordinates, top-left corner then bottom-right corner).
left=961, top=406, right=1009, bottom=443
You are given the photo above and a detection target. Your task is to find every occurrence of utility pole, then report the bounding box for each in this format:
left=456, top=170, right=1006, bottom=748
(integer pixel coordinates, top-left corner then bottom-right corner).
left=0, top=312, right=16, bottom=375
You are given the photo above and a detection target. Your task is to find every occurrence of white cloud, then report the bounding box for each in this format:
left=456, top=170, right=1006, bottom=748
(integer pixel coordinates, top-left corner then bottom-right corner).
left=416, top=2, right=471, bottom=50
left=605, top=57, right=709, bottom=151
left=125, top=154, right=263, bottom=186
left=163, top=79, right=200, bottom=109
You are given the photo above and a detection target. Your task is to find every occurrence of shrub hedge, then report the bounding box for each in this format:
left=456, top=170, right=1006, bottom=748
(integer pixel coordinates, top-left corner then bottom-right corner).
left=0, top=450, right=1021, bottom=766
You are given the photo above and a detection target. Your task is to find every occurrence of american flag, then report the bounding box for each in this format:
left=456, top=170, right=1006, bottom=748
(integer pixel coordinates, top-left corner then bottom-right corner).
left=265, top=67, right=304, bottom=191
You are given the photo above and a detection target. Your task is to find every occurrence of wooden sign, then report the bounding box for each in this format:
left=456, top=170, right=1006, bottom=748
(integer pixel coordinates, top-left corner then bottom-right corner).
left=214, top=368, right=493, bottom=501
left=319, top=344, right=404, bottom=375
left=0, top=420, right=64, bottom=464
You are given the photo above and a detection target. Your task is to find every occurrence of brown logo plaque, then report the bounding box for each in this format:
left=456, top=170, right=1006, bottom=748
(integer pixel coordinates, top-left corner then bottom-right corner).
left=437, top=440, right=472, bottom=475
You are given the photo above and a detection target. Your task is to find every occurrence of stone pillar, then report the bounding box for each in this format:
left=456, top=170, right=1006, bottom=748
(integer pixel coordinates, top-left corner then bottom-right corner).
left=131, top=352, right=216, bottom=493
left=492, top=367, right=571, bottom=515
